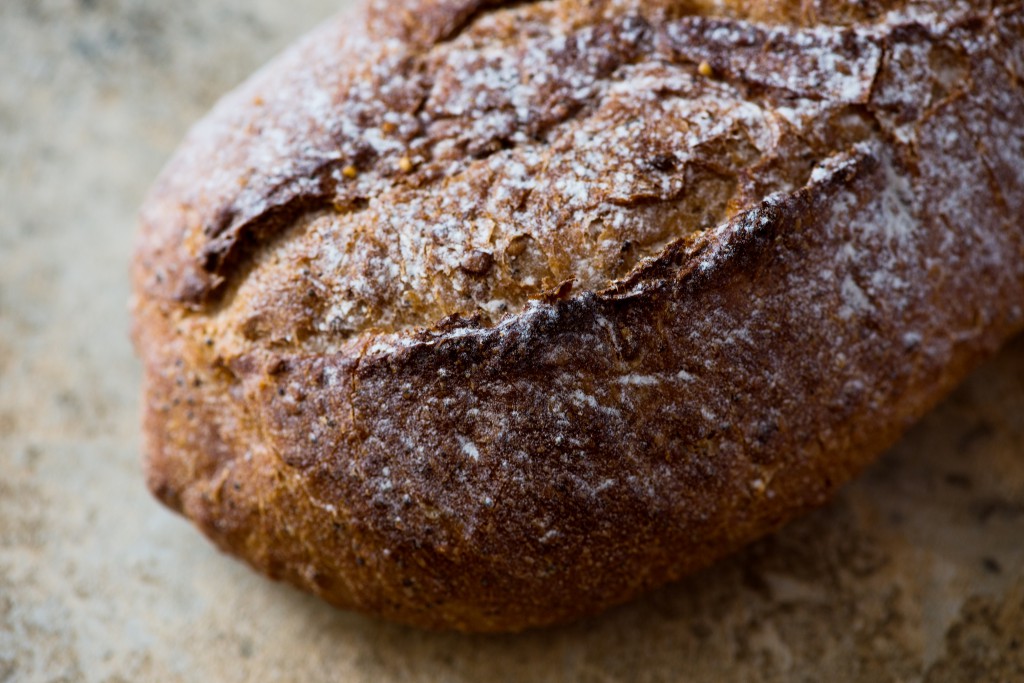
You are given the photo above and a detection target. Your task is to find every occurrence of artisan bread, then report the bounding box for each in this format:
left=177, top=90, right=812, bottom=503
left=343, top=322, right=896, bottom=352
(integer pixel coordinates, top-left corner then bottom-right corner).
left=132, top=0, right=1024, bottom=631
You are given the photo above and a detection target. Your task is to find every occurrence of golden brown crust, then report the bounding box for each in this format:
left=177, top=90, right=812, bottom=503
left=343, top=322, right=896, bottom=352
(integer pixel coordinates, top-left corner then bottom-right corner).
left=132, top=0, right=1024, bottom=631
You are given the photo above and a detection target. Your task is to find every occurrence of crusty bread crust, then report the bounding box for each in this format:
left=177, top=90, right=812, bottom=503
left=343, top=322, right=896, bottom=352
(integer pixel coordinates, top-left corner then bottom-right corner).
left=133, top=0, right=1024, bottom=631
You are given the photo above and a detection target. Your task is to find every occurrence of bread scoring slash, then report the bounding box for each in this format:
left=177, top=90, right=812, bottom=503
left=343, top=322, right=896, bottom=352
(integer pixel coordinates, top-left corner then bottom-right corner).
left=132, top=0, right=1024, bottom=631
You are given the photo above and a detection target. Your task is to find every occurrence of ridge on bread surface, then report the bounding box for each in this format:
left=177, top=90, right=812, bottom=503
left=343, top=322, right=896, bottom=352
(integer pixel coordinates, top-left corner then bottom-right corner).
left=135, top=0, right=929, bottom=336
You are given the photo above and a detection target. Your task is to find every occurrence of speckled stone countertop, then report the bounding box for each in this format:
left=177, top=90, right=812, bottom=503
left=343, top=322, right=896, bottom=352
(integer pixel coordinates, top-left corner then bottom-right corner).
left=1, top=1, right=1022, bottom=681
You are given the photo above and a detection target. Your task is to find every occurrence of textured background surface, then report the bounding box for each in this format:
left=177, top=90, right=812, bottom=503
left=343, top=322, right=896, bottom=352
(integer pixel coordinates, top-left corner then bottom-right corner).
left=1, top=1, right=1022, bottom=681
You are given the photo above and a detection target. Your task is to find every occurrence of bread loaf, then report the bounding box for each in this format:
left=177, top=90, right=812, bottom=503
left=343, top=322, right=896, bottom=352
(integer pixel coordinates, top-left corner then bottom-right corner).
left=132, top=0, right=1024, bottom=631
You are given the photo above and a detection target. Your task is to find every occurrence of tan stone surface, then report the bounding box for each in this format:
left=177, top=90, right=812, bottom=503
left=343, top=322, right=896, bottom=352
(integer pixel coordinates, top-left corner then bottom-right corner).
left=0, top=1, right=1021, bottom=680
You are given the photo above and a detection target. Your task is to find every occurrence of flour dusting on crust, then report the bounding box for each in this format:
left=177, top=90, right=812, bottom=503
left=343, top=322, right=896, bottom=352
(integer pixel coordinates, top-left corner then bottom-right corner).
left=132, top=0, right=1024, bottom=632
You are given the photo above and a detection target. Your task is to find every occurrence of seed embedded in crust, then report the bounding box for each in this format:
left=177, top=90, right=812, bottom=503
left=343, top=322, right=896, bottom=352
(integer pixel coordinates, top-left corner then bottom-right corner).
left=698, top=61, right=714, bottom=77
left=459, top=249, right=495, bottom=275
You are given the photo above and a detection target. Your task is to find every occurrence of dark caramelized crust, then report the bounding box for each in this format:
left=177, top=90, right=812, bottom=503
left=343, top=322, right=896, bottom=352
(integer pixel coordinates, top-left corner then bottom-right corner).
left=132, top=0, right=1024, bottom=631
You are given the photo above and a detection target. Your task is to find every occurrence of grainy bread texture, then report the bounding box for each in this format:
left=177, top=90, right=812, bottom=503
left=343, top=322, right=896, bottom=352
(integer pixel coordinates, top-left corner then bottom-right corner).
left=132, top=0, right=1024, bottom=631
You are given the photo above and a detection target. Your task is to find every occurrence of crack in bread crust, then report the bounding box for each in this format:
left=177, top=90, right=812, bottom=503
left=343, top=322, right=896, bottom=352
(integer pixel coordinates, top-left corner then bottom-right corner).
left=136, top=0, right=910, bottom=321
left=133, top=0, right=1024, bottom=631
